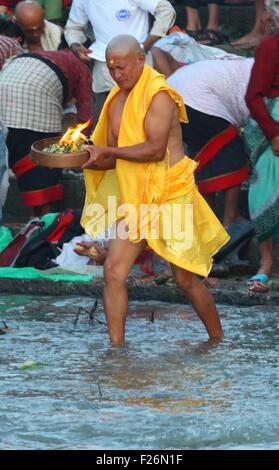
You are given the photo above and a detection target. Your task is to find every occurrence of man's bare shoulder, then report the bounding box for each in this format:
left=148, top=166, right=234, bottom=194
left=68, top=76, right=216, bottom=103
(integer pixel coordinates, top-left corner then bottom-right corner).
left=151, top=90, right=176, bottom=105
left=148, top=90, right=177, bottom=115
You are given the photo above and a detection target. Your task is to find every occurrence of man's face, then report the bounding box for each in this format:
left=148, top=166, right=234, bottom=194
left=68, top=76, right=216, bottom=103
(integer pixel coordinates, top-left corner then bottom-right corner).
left=107, top=52, right=145, bottom=91
left=18, top=18, right=44, bottom=44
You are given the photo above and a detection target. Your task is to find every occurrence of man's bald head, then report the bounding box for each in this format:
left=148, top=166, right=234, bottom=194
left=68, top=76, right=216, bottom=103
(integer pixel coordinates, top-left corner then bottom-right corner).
left=106, top=35, right=143, bottom=60
left=105, top=36, right=145, bottom=91
left=15, top=1, right=45, bottom=45
left=16, top=1, right=44, bottom=24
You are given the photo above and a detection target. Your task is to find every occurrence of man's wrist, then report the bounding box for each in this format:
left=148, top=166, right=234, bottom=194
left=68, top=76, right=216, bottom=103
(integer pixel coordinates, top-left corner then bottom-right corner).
left=70, top=42, right=81, bottom=53
left=106, top=147, right=115, bottom=159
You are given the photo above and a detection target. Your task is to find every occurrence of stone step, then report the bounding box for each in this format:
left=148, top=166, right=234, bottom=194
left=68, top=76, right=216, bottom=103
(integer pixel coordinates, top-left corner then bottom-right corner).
left=174, top=3, right=255, bottom=39
left=1, top=276, right=278, bottom=305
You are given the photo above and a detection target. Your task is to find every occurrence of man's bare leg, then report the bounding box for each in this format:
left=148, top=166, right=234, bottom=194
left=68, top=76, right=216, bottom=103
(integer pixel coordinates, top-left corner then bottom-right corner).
left=231, top=0, right=264, bottom=48
left=185, top=7, right=201, bottom=32
left=257, top=236, right=273, bottom=277
left=207, top=4, right=219, bottom=32
left=171, top=264, right=223, bottom=338
left=103, top=225, right=146, bottom=344
left=223, top=185, right=241, bottom=229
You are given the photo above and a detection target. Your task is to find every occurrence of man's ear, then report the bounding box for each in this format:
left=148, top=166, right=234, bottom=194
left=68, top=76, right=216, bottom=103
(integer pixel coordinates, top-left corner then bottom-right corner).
left=138, top=52, right=145, bottom=64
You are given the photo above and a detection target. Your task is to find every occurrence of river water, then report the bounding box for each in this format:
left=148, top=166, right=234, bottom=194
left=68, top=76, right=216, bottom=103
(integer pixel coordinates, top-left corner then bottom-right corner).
left=0, top=294, right=278, bottom=450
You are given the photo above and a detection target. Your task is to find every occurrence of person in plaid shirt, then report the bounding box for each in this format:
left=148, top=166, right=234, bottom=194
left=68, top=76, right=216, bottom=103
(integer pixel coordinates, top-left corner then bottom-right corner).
left=0, top=47, right=93, bottom=217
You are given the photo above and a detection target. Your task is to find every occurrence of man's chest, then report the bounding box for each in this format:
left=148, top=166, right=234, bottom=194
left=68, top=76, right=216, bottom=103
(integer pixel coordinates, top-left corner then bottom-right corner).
left=108, top=94, right=128, bottom=143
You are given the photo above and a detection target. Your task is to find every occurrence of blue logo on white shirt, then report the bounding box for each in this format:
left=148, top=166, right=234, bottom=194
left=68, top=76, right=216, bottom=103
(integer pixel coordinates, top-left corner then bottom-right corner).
left=116, top=9, right=131, bottom=21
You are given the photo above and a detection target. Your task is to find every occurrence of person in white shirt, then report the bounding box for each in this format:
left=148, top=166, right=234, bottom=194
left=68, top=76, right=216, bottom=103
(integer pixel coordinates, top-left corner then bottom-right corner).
left=64, top=0, right=176, bottom=123
left=167, top=57, right=254, bottom=228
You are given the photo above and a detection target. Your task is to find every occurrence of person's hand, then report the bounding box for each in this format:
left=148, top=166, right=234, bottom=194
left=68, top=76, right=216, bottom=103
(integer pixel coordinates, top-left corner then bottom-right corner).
left=271, top=134, right=279, bottom=156
left=70, top=43, right=93, bottom=63
left=262, top=9, right=275, bottom=35
left=82, top=145, right=113, bottom=170
left=74, top=242, right=107, bottom=264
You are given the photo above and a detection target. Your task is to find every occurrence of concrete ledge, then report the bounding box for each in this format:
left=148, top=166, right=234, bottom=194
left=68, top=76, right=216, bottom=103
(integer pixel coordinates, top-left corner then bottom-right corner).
left=1, top=277, right=278, bottom=306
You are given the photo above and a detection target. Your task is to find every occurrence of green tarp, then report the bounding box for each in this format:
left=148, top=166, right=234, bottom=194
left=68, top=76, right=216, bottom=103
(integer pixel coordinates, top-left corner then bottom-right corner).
left=0, top=226, right=13, bottom=253
left=0, top=214, right=95, bottom=282
left=0, top=267, right=94, bottom=282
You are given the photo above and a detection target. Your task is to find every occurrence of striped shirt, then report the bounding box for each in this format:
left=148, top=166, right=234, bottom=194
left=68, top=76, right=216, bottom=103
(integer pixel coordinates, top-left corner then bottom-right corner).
left=0, top=36, right=23, bottom=70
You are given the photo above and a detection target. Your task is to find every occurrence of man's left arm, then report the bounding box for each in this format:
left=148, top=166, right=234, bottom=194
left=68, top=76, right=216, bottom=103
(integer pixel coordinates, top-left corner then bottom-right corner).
left=139, top=0, right=176, bottom=52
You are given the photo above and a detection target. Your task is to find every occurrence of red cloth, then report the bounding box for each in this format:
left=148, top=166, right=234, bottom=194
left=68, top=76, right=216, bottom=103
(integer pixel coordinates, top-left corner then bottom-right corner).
left=135, top=250, right=154, bottom=276
left=42, top=49, right=93, bottom=130
left=0, top=1, right=21, bottom=6
left=245, top=34, right=279, bottom=141
left=1, top=1, right=70, bottom=7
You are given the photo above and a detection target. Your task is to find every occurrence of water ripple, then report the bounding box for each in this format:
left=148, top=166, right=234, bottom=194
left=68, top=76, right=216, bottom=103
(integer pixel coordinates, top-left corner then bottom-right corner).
left=0, top=295, right=278, bottom=449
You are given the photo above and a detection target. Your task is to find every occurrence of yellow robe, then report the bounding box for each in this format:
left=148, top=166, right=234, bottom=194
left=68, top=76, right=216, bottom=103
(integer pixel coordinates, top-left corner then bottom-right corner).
left=81, top=65, right=229, bottom=277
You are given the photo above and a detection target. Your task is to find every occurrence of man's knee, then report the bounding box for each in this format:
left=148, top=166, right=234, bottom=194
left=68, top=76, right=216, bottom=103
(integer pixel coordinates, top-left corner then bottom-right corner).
left=104, top=258, right=128, bottom=284
left=173, top=267, right=197, bottom=291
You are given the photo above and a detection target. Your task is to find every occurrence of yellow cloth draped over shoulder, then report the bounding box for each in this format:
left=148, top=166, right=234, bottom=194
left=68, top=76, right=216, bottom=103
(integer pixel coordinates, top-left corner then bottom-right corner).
left=81, top=65, right=229, bottom=277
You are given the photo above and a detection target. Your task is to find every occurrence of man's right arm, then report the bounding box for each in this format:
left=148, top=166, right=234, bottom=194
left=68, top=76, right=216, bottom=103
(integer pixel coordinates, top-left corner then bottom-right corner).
left=82, top=91, right=176, bottom=170
left=64, top=0, right=92, bottom=62
left=135, top=0, right=176, bottom=52
left=149, top=0, right=176, bottom=37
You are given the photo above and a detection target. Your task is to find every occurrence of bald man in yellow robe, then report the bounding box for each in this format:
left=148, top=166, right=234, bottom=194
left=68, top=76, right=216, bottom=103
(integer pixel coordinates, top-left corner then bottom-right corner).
left=82, top=35, right=229, bottom=345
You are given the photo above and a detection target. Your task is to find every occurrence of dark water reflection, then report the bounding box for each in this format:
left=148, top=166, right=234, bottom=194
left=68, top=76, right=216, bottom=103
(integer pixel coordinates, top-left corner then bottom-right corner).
left=0, top=295, right=278, bottom=450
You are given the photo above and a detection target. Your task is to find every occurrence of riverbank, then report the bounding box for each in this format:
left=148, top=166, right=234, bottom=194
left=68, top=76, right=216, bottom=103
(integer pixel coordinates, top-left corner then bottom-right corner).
left=1, top=274, right=278, bottom=306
